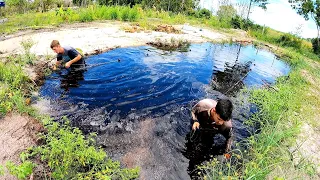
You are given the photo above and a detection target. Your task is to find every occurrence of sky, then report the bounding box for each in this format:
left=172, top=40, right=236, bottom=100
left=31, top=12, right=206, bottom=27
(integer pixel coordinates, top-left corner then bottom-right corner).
left=199, top=0, right=318, bottom=38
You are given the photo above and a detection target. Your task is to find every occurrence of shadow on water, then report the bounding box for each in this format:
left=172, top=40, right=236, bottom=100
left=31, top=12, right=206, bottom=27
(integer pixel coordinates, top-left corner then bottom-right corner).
left=39, top=43, right=290, bottom=180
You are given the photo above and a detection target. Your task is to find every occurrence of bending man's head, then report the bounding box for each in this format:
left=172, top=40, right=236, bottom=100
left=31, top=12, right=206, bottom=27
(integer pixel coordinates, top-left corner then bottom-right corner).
left=50, top=40, right=63, bottom=54
left=211, top=99, right=233, bottom=125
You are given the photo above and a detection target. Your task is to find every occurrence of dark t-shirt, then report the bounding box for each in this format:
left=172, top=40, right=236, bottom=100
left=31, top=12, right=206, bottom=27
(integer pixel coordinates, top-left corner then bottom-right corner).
left=57, top=46, right=84, bottom=67
left=191, top=99, right=232, bottom=139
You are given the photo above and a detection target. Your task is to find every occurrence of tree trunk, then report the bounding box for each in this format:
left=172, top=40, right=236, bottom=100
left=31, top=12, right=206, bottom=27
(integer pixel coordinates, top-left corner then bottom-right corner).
left=317, top=24, right=320, bottom=49
left=181, top=0, right=185, bottom=11
left=246, top=0, right=252, bottom=20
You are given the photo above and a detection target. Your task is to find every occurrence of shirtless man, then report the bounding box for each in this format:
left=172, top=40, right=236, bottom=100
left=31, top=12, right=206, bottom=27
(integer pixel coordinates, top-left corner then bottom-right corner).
left=191, top=98, right=233, bottom=152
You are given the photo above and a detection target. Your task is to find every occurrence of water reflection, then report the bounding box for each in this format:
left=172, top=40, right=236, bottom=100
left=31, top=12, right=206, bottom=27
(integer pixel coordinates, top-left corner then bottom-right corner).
left=211, top=61, right=252, bottom=96
left=59, top=69, right=85, bottom=91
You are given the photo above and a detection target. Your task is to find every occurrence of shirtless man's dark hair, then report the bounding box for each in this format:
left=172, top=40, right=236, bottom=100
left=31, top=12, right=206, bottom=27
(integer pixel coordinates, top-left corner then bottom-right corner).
left=216, top=99, right=233, bottom=121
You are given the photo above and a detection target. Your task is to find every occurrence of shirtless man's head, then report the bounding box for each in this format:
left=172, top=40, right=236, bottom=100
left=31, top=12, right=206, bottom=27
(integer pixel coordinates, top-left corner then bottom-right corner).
left=210, top=99, right=233, bottom=125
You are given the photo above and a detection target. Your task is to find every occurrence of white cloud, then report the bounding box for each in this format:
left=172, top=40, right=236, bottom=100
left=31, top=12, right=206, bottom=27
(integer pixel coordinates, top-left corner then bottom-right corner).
left=200, top=0, right=318, bottom=38
left=250, top=0, right=317, bottom=38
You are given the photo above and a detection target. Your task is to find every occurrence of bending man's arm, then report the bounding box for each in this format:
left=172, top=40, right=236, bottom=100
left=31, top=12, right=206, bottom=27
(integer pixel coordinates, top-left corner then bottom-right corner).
left=65, top=54, right=82, bottom=68
left=223, top=127, right=233, bottom=152
left=191, top=108, right=200, bottom=130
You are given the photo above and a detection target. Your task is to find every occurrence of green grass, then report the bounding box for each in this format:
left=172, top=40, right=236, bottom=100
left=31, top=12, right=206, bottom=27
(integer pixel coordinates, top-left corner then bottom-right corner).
left=0, top=5, right=141, bottom=34
left=27, top=117, right=139, bottom=179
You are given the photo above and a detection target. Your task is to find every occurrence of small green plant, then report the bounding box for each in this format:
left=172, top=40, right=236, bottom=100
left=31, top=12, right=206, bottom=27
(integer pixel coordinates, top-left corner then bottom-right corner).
left=20, top=39, right=36, bottom=65
left=79, top=9, right=94, bottom=22
left=27, top=118, right=139, bottom=179
left=56, top=6, right=75, bottom=22
left=0, top=165, right=4, bottom=176
left=128, top=7, right=139, bottom=22
left=6, top=161, right=35, bottom=179
left=120, top=7, right=130, bottom=21
left=110, top=7, right=119, bottom=20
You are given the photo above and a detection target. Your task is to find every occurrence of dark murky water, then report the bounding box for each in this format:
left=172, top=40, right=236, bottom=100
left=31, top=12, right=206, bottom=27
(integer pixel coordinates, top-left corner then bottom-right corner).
left=39, top=43, right=290, bottom=180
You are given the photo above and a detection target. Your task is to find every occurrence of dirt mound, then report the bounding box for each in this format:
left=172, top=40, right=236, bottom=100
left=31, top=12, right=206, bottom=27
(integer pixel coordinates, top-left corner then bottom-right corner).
left=155, top=24, right=181, bottom=34
left=124, top=24, right=144, bottom=33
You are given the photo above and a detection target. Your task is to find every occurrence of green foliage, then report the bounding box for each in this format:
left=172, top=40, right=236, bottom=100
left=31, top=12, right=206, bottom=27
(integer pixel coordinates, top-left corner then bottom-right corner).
left=6, top=161, right=35, bottom=179
left=277, top=33, right=303, bottom=49
left=29, top=119, right=139, bottom=179
left=0, top=39, right=38, bottom=115
left=217, top=5, right=237, bottom=23
left=311, top=38, right=320, bottom=55
left=120, top=6, right=130, bottom=21
left=110, top=6, right=119, bottom=20
left=56, top=7, right=76, bottom=22
left=0, top=165, right=4, bottom=176
left=139, top=0, right=195, bottom=12
left=230, top=15, right=256, bottom=30
left=79, top=9, right=94, bottom=22
left=187, top=8, right=211, bottom=19
left=0, top=62, right=34, bottom=115
left=128, top=7, right=139, bottom=21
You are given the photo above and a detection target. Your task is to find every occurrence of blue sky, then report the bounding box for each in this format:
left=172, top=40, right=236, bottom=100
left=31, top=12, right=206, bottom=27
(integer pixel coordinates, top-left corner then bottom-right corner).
left=199, top=0, right=317, bottom=38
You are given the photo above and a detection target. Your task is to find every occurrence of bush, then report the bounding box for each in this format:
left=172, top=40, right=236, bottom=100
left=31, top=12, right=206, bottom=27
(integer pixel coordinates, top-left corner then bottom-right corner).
left=193, top=8, right=211, bottom=19
left=231, top=15, right=242, bottom=29
left=277, top=33, right=303, bottom=49
left=120, top=7, right=130, bottom=21
left=311, top=38, right=320, bottom=55
left=217, top=5, right=236, bottom=23
left=110, top=7, right=119, bottom=20
left=79, top=9, right=94, bottom=22
left=128, top=7, right=139, bottom=21
left=31, top=119, right=139, bottom=179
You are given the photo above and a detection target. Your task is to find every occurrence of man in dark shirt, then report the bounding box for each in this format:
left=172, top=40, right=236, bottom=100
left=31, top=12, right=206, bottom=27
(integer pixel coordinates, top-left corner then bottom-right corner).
left=50, top=40, right=84, bottom=70
left=191, top=98, right=233, bottom=152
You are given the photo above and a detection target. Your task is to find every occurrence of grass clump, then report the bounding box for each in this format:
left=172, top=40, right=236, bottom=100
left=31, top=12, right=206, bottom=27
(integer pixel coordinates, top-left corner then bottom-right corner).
left=0, top=62, right=34, bottom=116
left=6, top=161, right=35, bottom=179
left=23, top=118, right=139, bottom=179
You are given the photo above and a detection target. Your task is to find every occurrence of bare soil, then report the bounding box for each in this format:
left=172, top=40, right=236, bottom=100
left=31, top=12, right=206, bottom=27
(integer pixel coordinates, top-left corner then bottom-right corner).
left=0, top=114, right=44, bottom=179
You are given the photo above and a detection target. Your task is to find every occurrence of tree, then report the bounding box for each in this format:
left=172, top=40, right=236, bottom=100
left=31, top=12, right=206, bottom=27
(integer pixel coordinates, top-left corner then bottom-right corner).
left=289, top=0, right=320, bottom=47
left=246, top=0, right=268, bottom=20
left=217, top=5, right=237, bottom=22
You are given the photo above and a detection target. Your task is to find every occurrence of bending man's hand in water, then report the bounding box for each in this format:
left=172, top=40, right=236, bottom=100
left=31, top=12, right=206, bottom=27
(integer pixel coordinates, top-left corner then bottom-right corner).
left=65, top=61, right=72, bottom=68
left=65, top=54, right=82, bottom=68
left=192, top=121, right=200, bottom=130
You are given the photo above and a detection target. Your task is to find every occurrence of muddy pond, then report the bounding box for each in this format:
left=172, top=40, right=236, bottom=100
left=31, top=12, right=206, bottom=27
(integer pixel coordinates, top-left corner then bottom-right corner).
left=39, top=43, right=290, bottom=180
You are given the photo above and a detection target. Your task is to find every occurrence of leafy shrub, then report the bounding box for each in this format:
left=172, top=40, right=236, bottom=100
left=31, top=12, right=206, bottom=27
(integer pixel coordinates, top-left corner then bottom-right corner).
left=30, top=119, right=139, bottom=179
left=128, top=7, right=139, bottom=21
left=277, top=33, right=303, bottom=49
left=311, top=38, right=320, bottom=55
left=231, top=15, right=242, bottom=29
left=6, top=161, right=34, bottom=179
left=217, top=5, right=236, bottom=23
left=192, top=8, right=211, bottom=19
left=110, top=7, right=119, bottom=20
left=121, top=7, right=130, bottom=21
left=79, top=9, right=94, bottom=22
